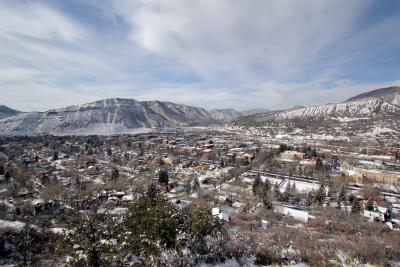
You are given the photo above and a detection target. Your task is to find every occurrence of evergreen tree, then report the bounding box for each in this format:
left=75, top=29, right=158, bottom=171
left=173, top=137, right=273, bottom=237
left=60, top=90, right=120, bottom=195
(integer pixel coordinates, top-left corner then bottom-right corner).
left=185, top=179, right=192, bottom=196
left=53, top=151, right=59, bottom=161
left=315, top=185, right=326, bottom=206
left=351, top=198, right=363, bottom=215
left=261, top=187, right=273, bottom=209
left=252, top=173, right=262, bottom=196
left=281, top=181, right=292, bottom=202
left=307, top=189, right=316, bottom=206
left=61, top=212, right=124, bottom=266
left=106, top=147, right=112, bottom=157
left=274, top=181, right=281, bottom=199
left=365, top=198, right=374, bottom=211
left=158, top=169, right=169, bottom=186
left=278, top=144, right=288, bottom=154
left=125, top=187, right=180, bottom=256
left=4, top=171, right=10, bottom=181
left=146, top=183, right=160, bottom=204
left=111, top=167, right=119, bottom=181
left=315, top=157, right=323, bottom=170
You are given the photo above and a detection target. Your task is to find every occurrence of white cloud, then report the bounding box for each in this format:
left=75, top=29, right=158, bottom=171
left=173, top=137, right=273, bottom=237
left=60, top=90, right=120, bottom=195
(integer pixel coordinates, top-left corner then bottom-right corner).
left=0, top=2, right=82, bottom=42
left=112, top=0, right=370, bottom=79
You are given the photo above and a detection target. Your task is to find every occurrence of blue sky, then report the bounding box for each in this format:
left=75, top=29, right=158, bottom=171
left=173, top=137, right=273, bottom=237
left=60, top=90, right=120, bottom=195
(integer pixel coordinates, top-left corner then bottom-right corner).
left=1, top=0, right=399, bottom=111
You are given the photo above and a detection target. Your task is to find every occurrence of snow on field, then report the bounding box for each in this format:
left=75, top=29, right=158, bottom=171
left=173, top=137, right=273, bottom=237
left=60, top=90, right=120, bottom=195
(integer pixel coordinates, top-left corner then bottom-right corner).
left=263, top=176, right=320, bottom=194
left=335, top=117, right=369, bottom=122
left=0, top=220, right=26, bottom=231
left=274, top=205, right=311, bottom=222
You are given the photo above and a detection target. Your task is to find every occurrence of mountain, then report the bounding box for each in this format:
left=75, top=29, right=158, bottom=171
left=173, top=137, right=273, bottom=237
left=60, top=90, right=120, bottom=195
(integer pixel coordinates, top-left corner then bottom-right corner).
left=236, top=94, right=400, bottom=129
left=0, top=105, right=20, bottom=119
left=0, top=98, right=215, bottom=135
left=241, top=108, right=270, bottom=116
left=346, top=86, right=400, bottom=106
left=209, top=109, right=242, bottom=121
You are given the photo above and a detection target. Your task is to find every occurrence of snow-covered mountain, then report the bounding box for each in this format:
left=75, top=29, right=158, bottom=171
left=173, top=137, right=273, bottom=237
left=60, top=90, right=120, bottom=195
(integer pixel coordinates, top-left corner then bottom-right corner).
left=272, top=98, right=400, bottom=120
left=237, top=96, right=400, bottom=127
left=347, top=86, right=400, bottom=107
left=0, top=98, right=215, bottom=135
left=209, top=109, right=242, bottom=121
left=240, top=108, right=270, bottom=116
left=0, top=105, right=20, bottom=119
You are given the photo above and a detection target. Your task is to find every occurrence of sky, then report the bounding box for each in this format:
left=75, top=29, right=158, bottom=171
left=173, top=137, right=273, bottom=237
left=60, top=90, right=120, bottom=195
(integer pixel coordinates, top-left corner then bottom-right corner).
left=1, top=0, right=400, bottom=112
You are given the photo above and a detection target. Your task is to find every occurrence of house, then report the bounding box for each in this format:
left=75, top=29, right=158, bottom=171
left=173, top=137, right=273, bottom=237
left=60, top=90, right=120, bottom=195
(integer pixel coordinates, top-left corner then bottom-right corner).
left=212, top=207, right=230, bottom=221
left=281, top=151, right=305, bottom=160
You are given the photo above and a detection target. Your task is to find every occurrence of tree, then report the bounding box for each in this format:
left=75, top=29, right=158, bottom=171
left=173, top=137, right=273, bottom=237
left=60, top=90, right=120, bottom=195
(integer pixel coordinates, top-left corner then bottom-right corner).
left=53, top=151, right=59, bottom=161
left=315, top=185, right=326, bottom=206
left=125, top=186, right=180, bottom=256
left=337, top=186, right=346, bottom=208
left=260, top=187, right=273, bottom=209
left=106, top=147, right=112, bottom=157
left=0, top=165, right=4, bottom=175
left=158, top=169, right=169, bottom=186
left=351, top=198, right=363, bottom=215
left=191, top=176, right=200, bottom=190
left=307, top=189, right=316, bottom=206
left=278, top=144, right=288, bottom=154
left=12, top=224, right=55, bottom=266
left=274, top=181, right=281, bottom=199
left=252, top=173, right=262, bottom=196
left=315, top=157, right=323, bottom=170
left=187, top=206, right=228, bottom=263
left=280, top=181, right=292, bottom=202
left=61, top=212, right=124, bottom=267
left=111, top=167, right=119, bottom=181
left=366, top=198, right=374, bottom=211
left=146, top=183, right=160, bottom=203
left=4, top=171, right=10, bottom=181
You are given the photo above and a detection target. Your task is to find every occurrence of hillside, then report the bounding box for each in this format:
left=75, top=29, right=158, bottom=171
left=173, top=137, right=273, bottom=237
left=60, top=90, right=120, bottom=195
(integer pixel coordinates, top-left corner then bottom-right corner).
left=0, top=105, right=20, bottom=119
left=347, top=86, right=400, bottom=106
left=0, top=98, right=215, bottom=135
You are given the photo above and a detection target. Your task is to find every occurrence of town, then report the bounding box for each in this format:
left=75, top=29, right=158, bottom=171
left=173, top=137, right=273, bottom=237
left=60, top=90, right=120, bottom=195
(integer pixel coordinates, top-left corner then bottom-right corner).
left=1, top=125, right=399, bottom=266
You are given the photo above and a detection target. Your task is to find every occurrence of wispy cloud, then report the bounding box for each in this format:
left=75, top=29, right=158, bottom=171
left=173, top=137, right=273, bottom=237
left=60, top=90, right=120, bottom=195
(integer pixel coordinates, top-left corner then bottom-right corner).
left=0, top=0, right=399, bottom=111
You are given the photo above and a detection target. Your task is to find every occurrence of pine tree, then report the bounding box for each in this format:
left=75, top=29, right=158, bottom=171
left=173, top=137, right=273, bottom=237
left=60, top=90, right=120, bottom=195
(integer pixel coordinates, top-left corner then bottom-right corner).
left=111, top=167, right=119, bottom=181
left=351, top=198, right=363, bottom=215
left=307, top=189, right=315, bottom=206
left=281, top=181, right=291, bottom=202
left=4, top=171, right=10, bottom=181
left=125, top=187, right=180, bottom=256
left=158, top=169, right=169, bottom=186
left=61, top=212, right=124, bottom=266
left=53, top=151, right=59, bottom=161
left=192, top=177, right=200, bottom=192
left=274, top=181, right=281, bottom=199
left=146, top=183, right=160, bottom=204
left=337, top=186, right=346, bottom=208
left=315, top=157, right=323, bottom=170
left=261, top=187, right=273, bottom=209
left=365, top=198, right=374, bottom=211
left=315, top=185, right=326, bottom=206
left=252, top=173, right=262, bottom=196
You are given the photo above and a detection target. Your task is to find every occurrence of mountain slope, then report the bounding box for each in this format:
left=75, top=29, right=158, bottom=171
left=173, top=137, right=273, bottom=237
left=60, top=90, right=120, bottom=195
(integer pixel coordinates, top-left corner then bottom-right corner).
left=346, top=86, right=400, bottom=106
left=209, top=109, right=242, bottom=121
left=241, top=108, right=270, bottom=116
left=0, top=98, right=215, bottom=135
left=0, top=105, right=20, bottom=119
left=237, top=97, right=400, bottom=128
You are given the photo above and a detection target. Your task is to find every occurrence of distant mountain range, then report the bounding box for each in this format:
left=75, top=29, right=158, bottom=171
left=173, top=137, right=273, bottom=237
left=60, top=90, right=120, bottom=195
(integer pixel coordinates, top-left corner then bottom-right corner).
left=0, top=99, right=216, bottom=135
left=0, top=86, right=399, bottom=135
left=236, top=86, right=400, bottom=127
left=0, top=105, right=20, bottom=119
